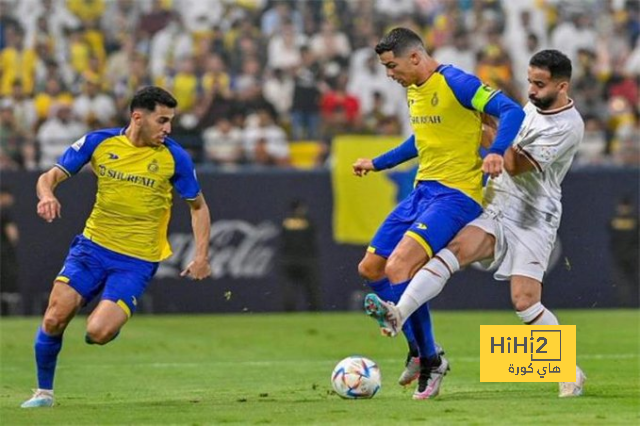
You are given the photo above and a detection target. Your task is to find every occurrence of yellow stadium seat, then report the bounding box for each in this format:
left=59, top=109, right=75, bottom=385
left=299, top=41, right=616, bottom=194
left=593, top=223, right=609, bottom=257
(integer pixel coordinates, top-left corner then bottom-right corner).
left=289, top=141, right=325, bottom=169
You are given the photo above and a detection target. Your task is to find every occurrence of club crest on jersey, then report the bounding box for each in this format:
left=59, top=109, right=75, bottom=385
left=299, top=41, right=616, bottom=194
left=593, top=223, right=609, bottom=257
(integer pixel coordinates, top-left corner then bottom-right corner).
left=431, top=92, right=439, bottom=106
left=71, top=136, right=86, bottom=151
left=147, top=159, right=159, bottom=173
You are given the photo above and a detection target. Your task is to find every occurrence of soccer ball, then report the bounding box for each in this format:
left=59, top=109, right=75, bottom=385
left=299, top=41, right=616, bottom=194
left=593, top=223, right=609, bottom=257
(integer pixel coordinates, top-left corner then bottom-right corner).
left=331, top=356, right=381, bottom=399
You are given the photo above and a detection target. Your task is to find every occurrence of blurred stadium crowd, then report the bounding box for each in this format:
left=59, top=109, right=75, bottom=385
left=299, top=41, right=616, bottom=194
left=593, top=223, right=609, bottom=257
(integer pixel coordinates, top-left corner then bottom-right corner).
left=0, top=0, right=638, bottom=171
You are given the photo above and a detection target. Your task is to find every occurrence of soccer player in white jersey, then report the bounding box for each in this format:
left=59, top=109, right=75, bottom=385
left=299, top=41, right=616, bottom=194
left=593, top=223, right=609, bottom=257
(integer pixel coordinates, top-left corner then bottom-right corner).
left=365, top=49, right=587, bottom=397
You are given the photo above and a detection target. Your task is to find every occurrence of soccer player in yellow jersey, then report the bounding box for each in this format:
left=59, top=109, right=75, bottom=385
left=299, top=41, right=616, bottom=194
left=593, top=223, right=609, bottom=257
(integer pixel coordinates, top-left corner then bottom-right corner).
left=354, top=28, right=525, bottom=399
left=21, top=87, right=212, bottom=408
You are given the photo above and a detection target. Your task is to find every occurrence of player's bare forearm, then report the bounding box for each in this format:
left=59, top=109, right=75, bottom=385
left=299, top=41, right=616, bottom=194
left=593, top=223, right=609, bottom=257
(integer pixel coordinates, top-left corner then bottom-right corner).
left=504, top=146, right=537, bottom=176
left=181, top=194, right=212, bottom=280
left=481, top=114, right=498, bottom=149
left=36, top=167, right=68, bottom=222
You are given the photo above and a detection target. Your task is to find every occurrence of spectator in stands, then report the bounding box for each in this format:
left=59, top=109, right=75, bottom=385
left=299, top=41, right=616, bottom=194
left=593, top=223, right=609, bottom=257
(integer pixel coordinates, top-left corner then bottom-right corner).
left=267, top=19, right=306, bottom=72
left=105, top=38, right=137, bottom=89
left=263, top=68, right=294, bottom=119
left=73, top=77, right=117, bottom=129
left=261, top=1, right=303, bottom=38
left=551, top=12, right=597, bottom=64
left=139, top=0, right=173, bottom=38
left=149, top=12, right=193, bottom=80
left=347, top=52, right=391, bottom=117
left=202, top=116, right=245, bottom=168
left=309, top=20, right=351, bottom=65
left=0, top=100, right=35, bottom=171
left=66, top=26, right=92, bottom=79
left=243, top=109, right=290, bottom=167
left=433, top=30, right=476, bottom=74
left=32, top=77, right=74, bottom=125
left=575, top=116, right=608, bottom=166
left=162, top=56, right=200, bottom=115
left=235, top=57, right=263, bottom=96
left=0, top=25, right=38, bottom=96
left=290, top=46, right=322, bottom=140
left=37, top=101, right=88, bottom=170
left=320, top=72, right=361, bottom=138
left=113, top=53, right=154, bottom=120
left=6, top=81, right=37, bottom=138
left=101, top=0, right=142, bottom=53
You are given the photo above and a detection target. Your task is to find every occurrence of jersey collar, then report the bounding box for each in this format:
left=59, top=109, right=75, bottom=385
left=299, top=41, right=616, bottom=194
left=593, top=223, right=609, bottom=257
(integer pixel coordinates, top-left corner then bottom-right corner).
left=536, top=99, right=575, bottom=115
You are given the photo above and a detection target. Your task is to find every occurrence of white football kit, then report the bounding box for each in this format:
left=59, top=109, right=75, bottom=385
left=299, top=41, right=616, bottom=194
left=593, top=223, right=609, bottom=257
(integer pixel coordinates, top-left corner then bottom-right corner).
left=473, top=100, right=585, bottom=281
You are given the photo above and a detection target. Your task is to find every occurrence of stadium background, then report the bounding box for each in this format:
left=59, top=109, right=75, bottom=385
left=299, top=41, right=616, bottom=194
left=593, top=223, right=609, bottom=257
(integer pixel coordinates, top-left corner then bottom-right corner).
left=0, top=0, right=638, bottom=314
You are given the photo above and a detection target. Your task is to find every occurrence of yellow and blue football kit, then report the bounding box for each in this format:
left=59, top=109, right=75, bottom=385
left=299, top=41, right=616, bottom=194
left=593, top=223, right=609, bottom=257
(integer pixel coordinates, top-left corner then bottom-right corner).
left=364, top=64, right=524, bottom=363
left=54, top=127, right=201, bottom=316
left=369, top=64, right=525, bottom=258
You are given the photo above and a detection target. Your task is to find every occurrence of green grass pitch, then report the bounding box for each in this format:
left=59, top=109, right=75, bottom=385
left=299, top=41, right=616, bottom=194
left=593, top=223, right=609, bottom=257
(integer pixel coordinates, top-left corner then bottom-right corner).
left=1, top=310, right=638, bottom=425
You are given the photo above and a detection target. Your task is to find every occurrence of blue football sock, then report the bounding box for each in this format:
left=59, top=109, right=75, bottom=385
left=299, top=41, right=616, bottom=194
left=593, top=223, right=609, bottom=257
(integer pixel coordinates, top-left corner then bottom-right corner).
left=392, top=280, right=438, bottom=360
left=368, top=278, right=417, bottom=350
left=34, top=327, right=63, bottom=390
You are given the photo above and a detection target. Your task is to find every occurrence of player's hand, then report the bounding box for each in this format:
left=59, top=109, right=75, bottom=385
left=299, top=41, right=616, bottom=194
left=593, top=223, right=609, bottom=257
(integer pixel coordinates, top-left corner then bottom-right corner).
left=352, top=158, right=375, bottom=177
left=482, top=153, right=504, bottom=179
left=180, top=257, right=212, bottom=280
left=37, top=195, right=62, bottom=223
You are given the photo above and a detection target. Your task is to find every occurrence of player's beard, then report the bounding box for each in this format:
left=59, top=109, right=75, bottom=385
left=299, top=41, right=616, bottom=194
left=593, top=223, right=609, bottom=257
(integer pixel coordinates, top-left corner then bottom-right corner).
left=529, top=94, right=556, bottom=110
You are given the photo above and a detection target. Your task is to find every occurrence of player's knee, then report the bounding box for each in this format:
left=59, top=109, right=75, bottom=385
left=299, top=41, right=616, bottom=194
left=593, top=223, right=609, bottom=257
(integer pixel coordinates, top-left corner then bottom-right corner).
left=446, top=238, right=463, bottom=258
left=384, top=257, right=409, bottom=283
left=512, top=294, right=539, bottom=313
left=85, top=327, right=117, bottom=346
left=42, top=315, right=68, bottom=335
left=358, top=259, right=384, bottom=281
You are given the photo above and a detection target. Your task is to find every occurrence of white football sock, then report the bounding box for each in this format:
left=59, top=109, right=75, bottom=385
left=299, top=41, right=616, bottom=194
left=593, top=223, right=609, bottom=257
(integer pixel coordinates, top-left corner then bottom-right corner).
left=516, top=302, right=559, bottom=325
left=396, top=249, right=460, bottom=321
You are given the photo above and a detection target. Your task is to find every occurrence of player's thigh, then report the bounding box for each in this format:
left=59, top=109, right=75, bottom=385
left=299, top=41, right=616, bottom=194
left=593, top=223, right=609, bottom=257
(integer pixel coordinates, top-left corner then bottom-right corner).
left=57, top=235, right=109, bottom=307
left=510, top=275, right=542, bottom=311
left=386, top=235, right=430, bottom=281
left=100, top=256, right=158, bottom=319
left=447, top=225, right=496, bottom=268
left=42, top=281, right=85, bottom=333
left=44, top=236, right=108, bottom=332
left=368, top=188, right=422, bottom=259
left=86, top=300, right=129, bottom=338
left=405, top=190, right=483, bottom=259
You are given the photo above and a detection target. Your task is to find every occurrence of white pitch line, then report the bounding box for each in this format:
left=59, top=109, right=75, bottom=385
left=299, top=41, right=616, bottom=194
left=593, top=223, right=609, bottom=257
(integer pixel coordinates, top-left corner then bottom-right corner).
left=46, top=353, right=636, bottom=370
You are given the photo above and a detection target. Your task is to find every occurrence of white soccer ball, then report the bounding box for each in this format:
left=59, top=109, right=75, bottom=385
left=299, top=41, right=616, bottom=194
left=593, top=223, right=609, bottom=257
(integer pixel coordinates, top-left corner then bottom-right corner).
left=331, top=356, right=381, bottom=399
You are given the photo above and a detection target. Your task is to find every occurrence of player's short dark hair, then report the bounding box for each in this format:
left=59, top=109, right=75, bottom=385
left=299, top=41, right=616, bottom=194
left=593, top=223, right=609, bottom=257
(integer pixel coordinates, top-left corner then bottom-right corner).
left=375, top=27, right=426, bottom=57
left=529, top=50, right=572, bottom=81
left=130, top=86, right=178, bottom=113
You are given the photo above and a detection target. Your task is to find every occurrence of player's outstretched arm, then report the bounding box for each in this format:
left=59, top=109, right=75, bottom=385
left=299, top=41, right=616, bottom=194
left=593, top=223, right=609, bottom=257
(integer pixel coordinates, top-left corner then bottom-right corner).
left=181, top=193, right=212, bottom=280
left=36, top=167, right=69, bottom=223
left=356, top=134, right=417, bottom=176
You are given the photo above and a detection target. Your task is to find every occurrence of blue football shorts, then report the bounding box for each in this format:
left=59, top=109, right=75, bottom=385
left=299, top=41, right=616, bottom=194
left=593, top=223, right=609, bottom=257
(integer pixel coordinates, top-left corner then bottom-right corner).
left=55, top=235, right=159, bottom=317
left=368, top=180, right=483, bottom=258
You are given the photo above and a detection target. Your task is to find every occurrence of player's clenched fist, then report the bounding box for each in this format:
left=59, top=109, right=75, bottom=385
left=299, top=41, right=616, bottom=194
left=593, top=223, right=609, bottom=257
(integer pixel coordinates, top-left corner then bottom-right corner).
left=482, top=153, right=504, bottom=179
left=352, top=158, right=376, bottom=177
left=37, top=196, right=62, bottom=223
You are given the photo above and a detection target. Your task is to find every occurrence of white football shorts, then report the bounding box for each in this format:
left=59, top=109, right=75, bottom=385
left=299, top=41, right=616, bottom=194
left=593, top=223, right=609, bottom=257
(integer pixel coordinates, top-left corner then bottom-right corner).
left=470, top=209, right=557, bottom=282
